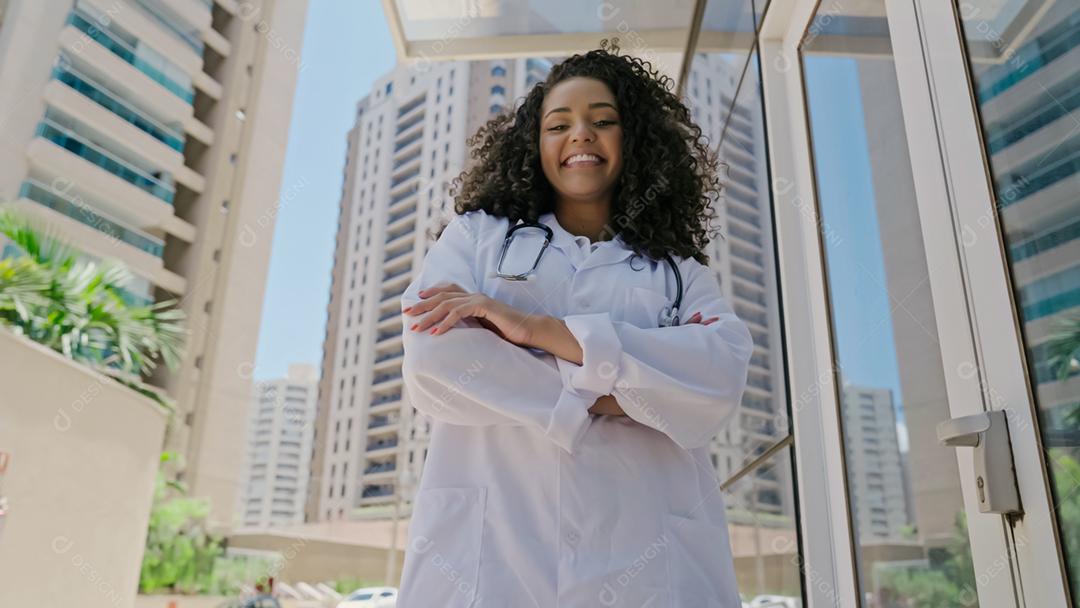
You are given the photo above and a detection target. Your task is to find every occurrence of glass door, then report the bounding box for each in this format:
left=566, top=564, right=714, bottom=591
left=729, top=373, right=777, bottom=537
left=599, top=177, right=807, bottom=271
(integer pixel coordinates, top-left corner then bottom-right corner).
left=955, top=1, right=1080, bottom=602
left=879, top=0, right=1076, bottom=606
left=755, top=0, right=1064, bottom=605
left=795, top=2, right=992, bottom=605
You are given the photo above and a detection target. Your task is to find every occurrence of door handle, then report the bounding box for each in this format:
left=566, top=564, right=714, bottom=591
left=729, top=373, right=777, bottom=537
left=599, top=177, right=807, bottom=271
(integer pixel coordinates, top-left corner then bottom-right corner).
left=937, top=411, right=1022, bottom=515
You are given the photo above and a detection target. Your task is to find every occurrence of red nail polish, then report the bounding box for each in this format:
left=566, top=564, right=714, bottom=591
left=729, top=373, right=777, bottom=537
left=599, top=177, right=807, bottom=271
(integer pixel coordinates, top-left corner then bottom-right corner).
left=410, top=323, right=417, bottom=330
left=430, top=327, right=438, bottom=335
left=403, top=306, right=412, bottom=312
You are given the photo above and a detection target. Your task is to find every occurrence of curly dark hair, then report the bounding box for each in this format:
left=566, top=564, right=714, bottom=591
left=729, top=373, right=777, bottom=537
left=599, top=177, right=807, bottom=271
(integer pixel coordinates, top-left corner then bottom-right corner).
left=446, top=40, right=723, bottom=265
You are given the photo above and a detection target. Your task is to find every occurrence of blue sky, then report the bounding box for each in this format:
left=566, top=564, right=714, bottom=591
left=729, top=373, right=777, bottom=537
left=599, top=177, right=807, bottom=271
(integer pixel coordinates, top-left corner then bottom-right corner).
left=253, top=2, right=394, bottom=382
left=803, top=56, right=906, bottom=431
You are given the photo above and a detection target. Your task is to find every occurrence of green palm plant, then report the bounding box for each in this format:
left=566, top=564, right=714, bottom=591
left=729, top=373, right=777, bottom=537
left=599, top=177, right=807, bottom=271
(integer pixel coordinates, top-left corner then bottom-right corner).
left=0, top=207, right=187, bottom=408
left=1046, top=314, right=1080, bottom=428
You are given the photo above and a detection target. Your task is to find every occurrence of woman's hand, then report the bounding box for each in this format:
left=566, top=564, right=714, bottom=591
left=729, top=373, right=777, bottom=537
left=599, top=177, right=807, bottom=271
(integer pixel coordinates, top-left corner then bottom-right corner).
left=684, top=311, right=720, bottom=325
left=404, top=282, right=538, bottom=346
left=589, top=395, right=626, bottom=416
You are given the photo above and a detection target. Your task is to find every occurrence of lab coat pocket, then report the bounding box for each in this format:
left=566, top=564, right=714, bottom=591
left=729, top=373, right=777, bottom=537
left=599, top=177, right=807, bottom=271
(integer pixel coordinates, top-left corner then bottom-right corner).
left=618, top=286, right=672, bottom=328
left=402, top=487, right=487, bottom=607
left=663, top=513, right=741, bottom=608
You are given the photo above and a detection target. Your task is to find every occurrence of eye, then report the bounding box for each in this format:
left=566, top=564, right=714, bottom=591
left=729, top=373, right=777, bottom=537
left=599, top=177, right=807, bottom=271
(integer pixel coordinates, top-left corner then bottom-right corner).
left=595, top=119, right=618, bottom=127
left=546, top=125, right=567, bottom=132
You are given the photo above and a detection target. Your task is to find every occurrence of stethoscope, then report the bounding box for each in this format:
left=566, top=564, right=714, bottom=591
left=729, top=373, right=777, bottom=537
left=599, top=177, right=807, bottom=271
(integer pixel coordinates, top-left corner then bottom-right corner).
left=493, top=221, right=684, bottom=327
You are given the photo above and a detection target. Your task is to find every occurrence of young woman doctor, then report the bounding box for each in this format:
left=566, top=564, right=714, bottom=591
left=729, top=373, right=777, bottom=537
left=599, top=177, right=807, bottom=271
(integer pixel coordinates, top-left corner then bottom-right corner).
left=397, top=43, right=754, bottom=607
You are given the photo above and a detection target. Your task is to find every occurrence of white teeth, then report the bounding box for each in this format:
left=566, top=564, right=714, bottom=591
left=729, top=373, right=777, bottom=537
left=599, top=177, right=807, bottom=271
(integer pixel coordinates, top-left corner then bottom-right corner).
left=564, top=154, right=601, bottom=165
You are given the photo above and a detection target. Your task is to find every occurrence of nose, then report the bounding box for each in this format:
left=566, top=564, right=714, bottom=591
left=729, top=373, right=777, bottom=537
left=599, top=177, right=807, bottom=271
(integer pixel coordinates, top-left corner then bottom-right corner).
left=569, top=122, right=595, bottom=143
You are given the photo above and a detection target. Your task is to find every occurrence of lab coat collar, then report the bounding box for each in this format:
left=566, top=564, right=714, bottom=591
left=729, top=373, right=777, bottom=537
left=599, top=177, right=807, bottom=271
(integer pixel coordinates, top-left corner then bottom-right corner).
left=538, top=211, right=637, bottom=271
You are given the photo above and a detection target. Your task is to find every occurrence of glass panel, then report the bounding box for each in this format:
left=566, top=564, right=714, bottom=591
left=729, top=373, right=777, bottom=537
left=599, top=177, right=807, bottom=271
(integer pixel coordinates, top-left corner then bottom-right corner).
left=687, top=44, right=791, bottom=478
left=959, top=1, right=1080, bottom=600
left=723, top=446, right=802, bottom=606
left=695, top=0, right=769, bottom=110
left=393, top=1, right=696, bottom=40
left=801, top=2, right=982, bottom=605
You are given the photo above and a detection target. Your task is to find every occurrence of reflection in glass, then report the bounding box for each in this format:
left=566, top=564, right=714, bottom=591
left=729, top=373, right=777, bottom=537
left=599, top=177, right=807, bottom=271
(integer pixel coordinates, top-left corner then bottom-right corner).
left=959, top=1, right=1080, bottom=600
left=686, top=4, right=798, bottom=602
left=723, top=446, right=802, bottom=605
left=686, top=45, right=791, bottom=489
left=801, top=2, right=980, bottom=605
left=392, top=1, right=696, bottom=46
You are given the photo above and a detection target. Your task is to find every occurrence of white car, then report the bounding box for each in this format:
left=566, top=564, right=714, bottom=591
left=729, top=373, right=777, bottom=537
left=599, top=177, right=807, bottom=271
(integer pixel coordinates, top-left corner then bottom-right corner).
left=336, top=586, right=397, bottom=608
left=750, top=595, right=801, bottom=608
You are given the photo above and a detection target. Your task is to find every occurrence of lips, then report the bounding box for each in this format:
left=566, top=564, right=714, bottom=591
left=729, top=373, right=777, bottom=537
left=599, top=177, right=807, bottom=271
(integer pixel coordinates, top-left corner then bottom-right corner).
left=561, top=153, right=605, bottom=168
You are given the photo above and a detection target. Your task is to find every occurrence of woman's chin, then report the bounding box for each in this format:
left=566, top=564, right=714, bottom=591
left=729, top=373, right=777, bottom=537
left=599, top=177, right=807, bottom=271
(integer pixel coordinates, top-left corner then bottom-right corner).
left=553, top=183, right=616, bottom=203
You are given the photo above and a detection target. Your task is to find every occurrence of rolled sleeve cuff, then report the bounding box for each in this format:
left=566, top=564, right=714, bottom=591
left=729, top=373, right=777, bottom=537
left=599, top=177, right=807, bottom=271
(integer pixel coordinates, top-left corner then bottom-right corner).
left=546, top=388, right=594, bottom=453
left=560, top=312, right=623, bottom=395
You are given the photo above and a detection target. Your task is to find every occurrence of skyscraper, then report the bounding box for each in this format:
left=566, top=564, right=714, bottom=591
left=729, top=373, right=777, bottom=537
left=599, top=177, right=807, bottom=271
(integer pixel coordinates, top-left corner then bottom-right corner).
left=239, top=363, right=318, bottom=528
left=0, top=0, right=308, bottom=526
left=307, top=58, right=550, bottom=521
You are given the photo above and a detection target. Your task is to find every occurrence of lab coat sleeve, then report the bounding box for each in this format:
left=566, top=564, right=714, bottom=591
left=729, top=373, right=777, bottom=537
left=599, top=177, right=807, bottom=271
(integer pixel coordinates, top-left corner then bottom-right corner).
left=555, top=260, right=754, bottom=450
left=400, top=212, right=600, bottom=454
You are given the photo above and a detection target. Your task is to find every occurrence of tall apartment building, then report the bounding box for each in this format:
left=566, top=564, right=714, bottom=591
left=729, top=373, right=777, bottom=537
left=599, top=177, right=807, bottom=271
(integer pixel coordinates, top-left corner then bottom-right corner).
left=0, top=0, right=308, bottom=527
left=840, top=383, right=910, bottom=542
left=307, top=58, right=550, bottom=521
left=238, top=363, right=318, bottom=528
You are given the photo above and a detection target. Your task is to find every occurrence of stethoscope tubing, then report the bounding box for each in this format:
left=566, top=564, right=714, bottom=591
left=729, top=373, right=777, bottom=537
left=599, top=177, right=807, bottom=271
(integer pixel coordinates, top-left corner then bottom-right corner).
left=493, top=221, right=683, bottom=326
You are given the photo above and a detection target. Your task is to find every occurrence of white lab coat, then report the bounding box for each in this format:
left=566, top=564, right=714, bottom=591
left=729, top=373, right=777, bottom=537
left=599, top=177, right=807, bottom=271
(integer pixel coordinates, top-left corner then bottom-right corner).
left=397, top=209, right=755, bottom=607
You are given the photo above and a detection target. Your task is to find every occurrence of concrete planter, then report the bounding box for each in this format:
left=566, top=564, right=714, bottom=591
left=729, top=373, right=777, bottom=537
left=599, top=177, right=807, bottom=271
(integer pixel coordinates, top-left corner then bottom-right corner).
left=0, top=327, right=169, bottom=608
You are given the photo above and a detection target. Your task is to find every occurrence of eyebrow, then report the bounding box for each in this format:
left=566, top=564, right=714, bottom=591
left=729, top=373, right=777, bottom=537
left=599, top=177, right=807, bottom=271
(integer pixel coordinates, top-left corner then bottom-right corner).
left=543, top=102, right=619, bottom=119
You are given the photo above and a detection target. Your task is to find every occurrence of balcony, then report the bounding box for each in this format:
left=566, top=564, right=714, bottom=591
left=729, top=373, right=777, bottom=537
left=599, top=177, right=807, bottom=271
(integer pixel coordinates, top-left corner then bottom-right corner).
left=66, top=11, right=194, bottom=103
left=395, top=112, right=424, bottom=135
left=52, top=64, right=184, bottom=152
left=131, top=0, right=204, bottom=54
left=375, top=331, right=403, bottom=345
left=392, top=148, right=422, bottom=171
left=728, top=224, right=762, bottom=247
left=387, top=205, right=417, bottom=225
left=384, top=224, right=415, bottom=245
left=389, top=184, right=419, bottom=206
left=368, top=415, right=398, bottom=429
left=360, top=484, right=395, bottom=503
left=385, top=247, right=411, bottom=264
left=730, top=245, right=763, bottom=267
left=366, top=438, right=398, bottom=455
left=364, top=461, right=397, bottom=475
left=731, top=265, right=765, bottom=286
left=393, top=129, right=423, bottom=153
left=19, top=180, right=164, bottom=257
left=390, top=166, right=420, bottom=189
left=382, top=264, right=412, bottom=283
left=36, top=118, right=175, bottom=204
left=380, top=286, right=407, bottom=304
left=397, top=94, right=426, bottom=119
left=370, top=392, right=402, bottom=407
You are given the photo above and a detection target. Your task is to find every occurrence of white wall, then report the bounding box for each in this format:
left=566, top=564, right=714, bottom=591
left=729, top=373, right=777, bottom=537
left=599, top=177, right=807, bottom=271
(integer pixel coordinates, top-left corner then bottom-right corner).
left=0, top=328, right=168, bottom=608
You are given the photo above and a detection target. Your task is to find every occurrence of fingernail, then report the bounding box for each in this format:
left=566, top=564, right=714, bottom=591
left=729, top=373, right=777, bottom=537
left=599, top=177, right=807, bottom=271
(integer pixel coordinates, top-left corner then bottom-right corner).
left=410, top=323, right=418, bottom=331
left=403, top=306, right=412, bottom=312
left=430, top=327, right=438, bottom=335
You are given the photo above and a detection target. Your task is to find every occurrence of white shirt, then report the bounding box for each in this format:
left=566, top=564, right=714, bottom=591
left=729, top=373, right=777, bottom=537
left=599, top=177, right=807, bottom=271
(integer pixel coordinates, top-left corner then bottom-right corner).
left=398, top=209, right=754, bottom=607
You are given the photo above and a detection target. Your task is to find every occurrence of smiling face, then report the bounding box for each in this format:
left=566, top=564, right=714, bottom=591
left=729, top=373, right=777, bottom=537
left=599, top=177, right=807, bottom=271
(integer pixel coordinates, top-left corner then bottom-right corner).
left=539, top=76, right=624, bottom=207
